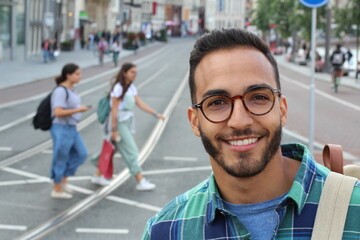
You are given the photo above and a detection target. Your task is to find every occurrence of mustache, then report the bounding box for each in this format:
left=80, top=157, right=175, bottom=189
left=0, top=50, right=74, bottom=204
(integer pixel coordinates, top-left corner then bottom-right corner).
left=217, top=128, right=269, bottom=139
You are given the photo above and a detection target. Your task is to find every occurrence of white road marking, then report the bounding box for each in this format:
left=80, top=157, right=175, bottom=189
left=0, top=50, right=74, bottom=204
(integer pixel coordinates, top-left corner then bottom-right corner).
left=1, top=167, right=51, bottom=182
left=41, top=149, right=122, bottom=158
left=75, top=228, right=129, bottom=234
left=281, top=74, right=360, bottom=112
left=143, top=166, right=212, bottom=175
left=106, top=195, right=162, bottom=212
left=163, top=156, right=198, bottom=161
left=0, top=179, right=47, bottom=186
left=0, top=224, right=27, bottom=231
left=0, top=147, right=12, bottom=151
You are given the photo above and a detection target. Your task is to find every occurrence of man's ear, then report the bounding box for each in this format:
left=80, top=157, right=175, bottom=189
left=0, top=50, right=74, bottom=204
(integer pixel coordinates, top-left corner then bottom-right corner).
left=188, top=107, right=200, bottom=137
left=279, top=96, right=288, bottom=127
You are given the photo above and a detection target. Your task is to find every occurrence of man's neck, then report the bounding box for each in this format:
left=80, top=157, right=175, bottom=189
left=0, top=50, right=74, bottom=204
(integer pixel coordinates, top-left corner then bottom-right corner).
left=212, top=152, right=301, bottom=205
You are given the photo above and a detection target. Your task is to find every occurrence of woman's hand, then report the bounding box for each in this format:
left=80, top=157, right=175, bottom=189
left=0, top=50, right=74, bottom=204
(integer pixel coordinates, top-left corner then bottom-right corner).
left=78, top=105, right=91, bottom=112
left=111, top=130, right=119, bottom=142
left=155, top=113, right=165, bottom=120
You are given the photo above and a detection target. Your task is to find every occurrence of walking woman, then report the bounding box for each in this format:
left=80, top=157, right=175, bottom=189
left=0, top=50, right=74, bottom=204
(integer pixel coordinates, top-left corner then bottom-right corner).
left=92, top=62, right=164, bottom=191
left=50, top=63, right=91, bottom=199
left=111, top=39, right=121, bottom=67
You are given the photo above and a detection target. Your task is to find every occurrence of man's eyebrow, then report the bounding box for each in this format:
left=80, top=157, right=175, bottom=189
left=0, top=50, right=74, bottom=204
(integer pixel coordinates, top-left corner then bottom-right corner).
left=202, top=89, right=230, bottom=99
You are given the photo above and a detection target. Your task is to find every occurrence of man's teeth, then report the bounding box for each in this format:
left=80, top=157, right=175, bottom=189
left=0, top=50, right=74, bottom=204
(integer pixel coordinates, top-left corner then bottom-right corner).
left=228, top=138, right=258, bottom=146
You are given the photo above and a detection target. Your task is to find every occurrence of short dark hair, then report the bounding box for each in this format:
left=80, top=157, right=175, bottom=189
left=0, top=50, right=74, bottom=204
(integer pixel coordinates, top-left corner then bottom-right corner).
left=189, top=28, right=280, bottom=103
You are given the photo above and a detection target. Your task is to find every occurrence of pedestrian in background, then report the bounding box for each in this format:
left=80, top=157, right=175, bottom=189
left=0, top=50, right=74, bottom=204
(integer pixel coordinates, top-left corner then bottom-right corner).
left=142, top=28, right=360, bottom=239
left=50, top=63, right=91, bottom=199
left=91, top=62, right=164, bottom=191
left=41, top=39, right=50, bottom=63
left=111, top=39, right=122, bottom=67
left=330, top=44, right=346, bottom=85
left=97, top=37, right=108, bottom=66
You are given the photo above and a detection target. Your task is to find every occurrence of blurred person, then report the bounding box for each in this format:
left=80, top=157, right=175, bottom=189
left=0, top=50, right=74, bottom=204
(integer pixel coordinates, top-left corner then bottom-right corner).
left=111, top=39, right=122, bottom=67
left=50, top=63, right=91, bottom=199
left=346, top=48, right=353, bottom=64
left=87, top=32, right=94, bottom=50
left=41, top=39, right=51, bottom=63
left=330, top=44, right=346, bottom=85
left=142, top=28, right=360, bottom=239
left=91, top=63, right=164, bottom=190
left=97, top=37, right=108, bottom=66
left=134, top=36, right=140, bottom=55
left=49, top=38, right=58, bottom=62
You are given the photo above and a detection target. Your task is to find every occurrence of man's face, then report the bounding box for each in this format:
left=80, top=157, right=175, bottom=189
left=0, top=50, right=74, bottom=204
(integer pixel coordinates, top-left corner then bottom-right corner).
left=188, top=47, right=288, bottom=178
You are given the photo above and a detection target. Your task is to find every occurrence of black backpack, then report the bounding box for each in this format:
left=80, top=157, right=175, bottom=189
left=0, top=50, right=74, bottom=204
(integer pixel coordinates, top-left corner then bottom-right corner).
left=33, top=86, right=68, bottom=131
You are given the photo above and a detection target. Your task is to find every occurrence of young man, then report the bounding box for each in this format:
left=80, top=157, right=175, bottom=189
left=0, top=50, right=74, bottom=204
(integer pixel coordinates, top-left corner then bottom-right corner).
left=142, top=29, right=360, bottom=239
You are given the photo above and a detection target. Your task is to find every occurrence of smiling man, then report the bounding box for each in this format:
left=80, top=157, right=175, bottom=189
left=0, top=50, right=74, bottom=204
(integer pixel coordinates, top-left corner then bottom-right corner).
left=142, top=28, right=360, bottom=240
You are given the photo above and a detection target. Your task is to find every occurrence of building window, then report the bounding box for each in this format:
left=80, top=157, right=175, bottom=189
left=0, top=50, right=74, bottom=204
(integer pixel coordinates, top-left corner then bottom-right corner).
left=0, top=5, right=10, bottom=48
left=16, top=0, right=25, bottom=45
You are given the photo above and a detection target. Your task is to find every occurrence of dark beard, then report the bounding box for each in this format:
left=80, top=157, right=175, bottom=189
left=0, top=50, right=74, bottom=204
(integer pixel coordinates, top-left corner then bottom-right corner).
left=200, top=125, right=282, bottom=178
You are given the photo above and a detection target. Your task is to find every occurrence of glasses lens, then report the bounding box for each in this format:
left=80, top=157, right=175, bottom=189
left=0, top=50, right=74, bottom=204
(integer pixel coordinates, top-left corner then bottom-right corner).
left=244, top=87, right=275, bottom=115
left=202, top=95, right=232, bottom=122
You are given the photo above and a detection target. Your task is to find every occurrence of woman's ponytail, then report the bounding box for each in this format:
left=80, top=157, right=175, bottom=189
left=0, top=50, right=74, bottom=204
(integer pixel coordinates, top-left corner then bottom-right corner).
left=55, top=63, right=79, bottom=85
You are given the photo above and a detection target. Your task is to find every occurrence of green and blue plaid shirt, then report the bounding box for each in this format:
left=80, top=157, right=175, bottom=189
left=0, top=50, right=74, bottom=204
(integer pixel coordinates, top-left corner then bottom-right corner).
left=142, top=143, right=360, bottom=240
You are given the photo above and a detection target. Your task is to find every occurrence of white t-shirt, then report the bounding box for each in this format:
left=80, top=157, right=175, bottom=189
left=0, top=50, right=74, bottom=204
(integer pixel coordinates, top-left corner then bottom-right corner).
left=111, top=42, right=122, bottom=52
left=110, top=83, right=137, bottom=122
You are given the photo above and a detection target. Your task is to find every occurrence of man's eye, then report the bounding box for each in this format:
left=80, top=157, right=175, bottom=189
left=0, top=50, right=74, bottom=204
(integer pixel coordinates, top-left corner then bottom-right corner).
left=252, top=95, right=270, bottom=100
left=210, top=99, right=227, bottom=105
left=206, top=97, right=230, bottom=108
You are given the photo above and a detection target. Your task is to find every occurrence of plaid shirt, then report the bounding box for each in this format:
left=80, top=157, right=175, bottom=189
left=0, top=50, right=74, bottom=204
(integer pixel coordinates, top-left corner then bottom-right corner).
left=142, top=143, right=360, bottom=240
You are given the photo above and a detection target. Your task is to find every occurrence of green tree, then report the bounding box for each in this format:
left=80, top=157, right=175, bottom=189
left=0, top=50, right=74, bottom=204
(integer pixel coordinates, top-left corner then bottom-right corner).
left=252, top=0, right=327, bottom=61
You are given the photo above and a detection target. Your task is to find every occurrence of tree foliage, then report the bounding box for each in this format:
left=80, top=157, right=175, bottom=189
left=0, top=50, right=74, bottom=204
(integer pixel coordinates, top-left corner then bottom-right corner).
left=333, top=0, right=360, bottom=38
left=252, top=0, right=327, bottom=41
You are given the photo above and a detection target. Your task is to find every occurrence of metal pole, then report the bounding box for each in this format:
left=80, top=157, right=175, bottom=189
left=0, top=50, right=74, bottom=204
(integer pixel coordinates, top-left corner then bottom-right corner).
left=324, top=3, right=331, bottom=72
left=309, top=7, right=317, bottom=154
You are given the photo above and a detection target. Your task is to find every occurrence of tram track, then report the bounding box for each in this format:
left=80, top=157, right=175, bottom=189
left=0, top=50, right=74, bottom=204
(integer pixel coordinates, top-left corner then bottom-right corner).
left=0, top=39, right=195, bottom=239
left=15, top=70, right=188, bottom=240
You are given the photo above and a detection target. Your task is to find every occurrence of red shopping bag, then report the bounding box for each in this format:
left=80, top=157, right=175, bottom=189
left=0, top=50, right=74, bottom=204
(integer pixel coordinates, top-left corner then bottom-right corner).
left=98, top=139, right=115, bottom=179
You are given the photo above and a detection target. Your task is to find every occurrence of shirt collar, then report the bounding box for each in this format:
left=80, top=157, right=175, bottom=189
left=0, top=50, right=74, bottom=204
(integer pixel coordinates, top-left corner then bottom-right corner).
left=281, top=143, right=318, bottom=214
left=206, top=143, right=317, bottom=223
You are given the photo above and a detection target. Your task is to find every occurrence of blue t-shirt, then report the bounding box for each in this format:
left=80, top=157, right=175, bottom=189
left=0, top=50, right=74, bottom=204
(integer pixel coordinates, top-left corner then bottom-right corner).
left=223, top=193, right=286, bottom=240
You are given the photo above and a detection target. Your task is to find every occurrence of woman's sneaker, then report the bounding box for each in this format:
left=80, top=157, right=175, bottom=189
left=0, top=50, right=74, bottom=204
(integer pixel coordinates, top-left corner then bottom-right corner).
left=63, top=184, right=74, bottom=194
left=91, top=175, right=111, bottom=186
left=51, top=191, right=73, bottom=199
left=136, top=178, right=156, bottom=191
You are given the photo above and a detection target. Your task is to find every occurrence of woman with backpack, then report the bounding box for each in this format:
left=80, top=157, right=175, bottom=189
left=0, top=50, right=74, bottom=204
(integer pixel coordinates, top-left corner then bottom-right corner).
left=50, top=63, right=91, bottom=199
left=91, top=62, right=164, bottom=191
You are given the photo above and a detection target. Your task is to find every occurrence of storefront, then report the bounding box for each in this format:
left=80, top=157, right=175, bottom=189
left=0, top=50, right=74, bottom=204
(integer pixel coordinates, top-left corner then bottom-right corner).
left=0, top=0, right=25, bottom=61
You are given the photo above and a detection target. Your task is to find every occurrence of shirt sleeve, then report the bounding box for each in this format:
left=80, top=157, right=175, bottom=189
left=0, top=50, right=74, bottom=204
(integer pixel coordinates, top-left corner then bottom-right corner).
left=51, top=87, right=68, bottom=109
left=110, top=83, right=123, bottom=98
left=131, top=84, right=138, bottom=96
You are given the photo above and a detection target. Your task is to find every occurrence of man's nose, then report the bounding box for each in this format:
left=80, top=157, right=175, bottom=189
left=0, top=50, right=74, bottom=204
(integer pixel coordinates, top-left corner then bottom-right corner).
left=227, top=99, right=254, bottom=129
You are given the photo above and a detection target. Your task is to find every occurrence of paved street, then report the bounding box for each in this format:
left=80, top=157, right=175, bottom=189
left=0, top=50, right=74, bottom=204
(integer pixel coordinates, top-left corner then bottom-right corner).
left=0, top=38, right=359, bottom=239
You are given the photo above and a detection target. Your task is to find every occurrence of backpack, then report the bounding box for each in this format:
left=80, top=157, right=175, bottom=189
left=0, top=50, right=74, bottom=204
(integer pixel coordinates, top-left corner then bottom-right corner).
left=331, top=52, right=344, bottom=65
left=32, top=86, right=68, bottom=131
left=311, top=144, right=359, bottom=240
left=97, top=95, right=110, bottom=124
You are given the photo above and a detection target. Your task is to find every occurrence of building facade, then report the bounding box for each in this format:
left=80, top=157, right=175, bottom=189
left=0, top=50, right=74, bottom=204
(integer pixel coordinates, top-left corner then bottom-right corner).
left=205, top=0, right=247, bottom=31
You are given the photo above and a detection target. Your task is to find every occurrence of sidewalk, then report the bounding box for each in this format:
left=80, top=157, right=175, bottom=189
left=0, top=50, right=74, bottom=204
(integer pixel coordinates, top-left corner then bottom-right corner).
left=0, top=47, right=137, bottom=90
left=276, top=55, right=360, bottom=91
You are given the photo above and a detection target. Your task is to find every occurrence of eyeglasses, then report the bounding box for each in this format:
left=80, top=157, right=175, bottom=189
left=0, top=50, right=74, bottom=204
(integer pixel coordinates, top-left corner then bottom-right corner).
left=192, top=85, right=281, bottom=123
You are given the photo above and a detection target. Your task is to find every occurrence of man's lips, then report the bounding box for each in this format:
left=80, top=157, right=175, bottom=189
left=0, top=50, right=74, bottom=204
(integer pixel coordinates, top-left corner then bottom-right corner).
left=227, top=137, right=258, bottom=146
left=223, top=137, right=261, bottom=152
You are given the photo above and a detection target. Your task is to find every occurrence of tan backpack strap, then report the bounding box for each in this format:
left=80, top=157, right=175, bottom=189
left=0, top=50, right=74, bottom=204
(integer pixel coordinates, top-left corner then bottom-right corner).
left=322, top=144, right=344, bottom=174
left=311, top=172, right=357, bottom=240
